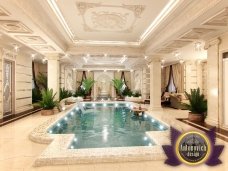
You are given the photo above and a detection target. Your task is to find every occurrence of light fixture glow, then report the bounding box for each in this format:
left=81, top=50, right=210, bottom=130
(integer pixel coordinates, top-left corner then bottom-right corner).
left=179, top=59, right=184, bottom=64
left=64, top=117, right=68, bottom=121
left=73, top=138, right=77, bottom=142
left=159, top=125, right=164, bottom=130
left=49, top=130, right=52, bottom=133
left=57, top=123, right=61, bottom=127
left=31, top=53, right=36, bottom=60
left=143, top=136, right=148, bottom=141
left=195, top=42, right=202, bottom=51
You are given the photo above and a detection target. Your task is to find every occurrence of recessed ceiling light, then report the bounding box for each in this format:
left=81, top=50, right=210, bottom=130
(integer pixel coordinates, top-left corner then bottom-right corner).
left=144, top=56, right=148, bottom=59
left=161, top=59, right=165, bottom=63
left=130, top=69, right=134, bottom=72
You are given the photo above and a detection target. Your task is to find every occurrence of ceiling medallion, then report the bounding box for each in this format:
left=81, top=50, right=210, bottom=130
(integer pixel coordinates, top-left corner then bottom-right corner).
left=76, top=2, right=145, bottom=33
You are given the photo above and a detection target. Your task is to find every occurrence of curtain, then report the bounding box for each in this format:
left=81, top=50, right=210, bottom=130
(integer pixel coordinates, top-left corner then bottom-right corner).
left=172, top=63, right=184, bottom=93
left=163, top=66, right=170, bottom=92
left=124, top=71, right=131, bottom=89
left=76, top=71, right=83, bottom=90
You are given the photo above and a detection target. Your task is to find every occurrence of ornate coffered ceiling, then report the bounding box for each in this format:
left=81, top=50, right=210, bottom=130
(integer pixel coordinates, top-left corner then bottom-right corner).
left=47, top=0, right=179, bottom=46
left=0, top=6, right=10, bottom=16
left=203, top=8, right=228, bottom=26
left=1, top=0, right=228, bottom=67
left=0, top=20, right=32, bottom=33
left=15, top=35, right=46, bottom=44
left=180, top=28, right=217, bottom=40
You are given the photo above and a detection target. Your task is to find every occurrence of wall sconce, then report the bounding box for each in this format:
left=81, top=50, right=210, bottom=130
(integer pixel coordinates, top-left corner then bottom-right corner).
left=31, top=53, right=36, bottom=61
left=179, top=59, right=184, bottom=64
left=42, top=58, right=47, bottom=64
left=12, top=44, right=20, bottom=53
left=195, top=42, right=202, bottom=51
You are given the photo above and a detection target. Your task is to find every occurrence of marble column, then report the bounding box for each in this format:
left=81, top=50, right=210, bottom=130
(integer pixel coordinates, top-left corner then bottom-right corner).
left=46, top=54, right=60, bottom=101
left=149, top=60, right=163, bottom=111
left=204, top=38, right=221, bottom=126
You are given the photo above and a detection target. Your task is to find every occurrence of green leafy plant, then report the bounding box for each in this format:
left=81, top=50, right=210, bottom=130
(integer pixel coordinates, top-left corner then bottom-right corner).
left=32, top=87, right=42, bottom=103
left=81, top=77, right=95, bottom=95
left=59, top=88, right=73, bottom=101
left=74, top=88, right=86, bottom=97
left=39, top=88, right=58, bottom=110
left=133, top=91, right=141, bottom=97
left=112, top=79, right=124, bottom=96
left=184, top=88, right=207, bottom=116
left=36, top=72, right=47, bottom=90
left=122, top=87, right=132, bottom=97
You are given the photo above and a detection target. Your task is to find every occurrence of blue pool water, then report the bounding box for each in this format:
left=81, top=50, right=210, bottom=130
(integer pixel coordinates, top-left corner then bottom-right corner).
left=49, top=103, right=168, bottom=149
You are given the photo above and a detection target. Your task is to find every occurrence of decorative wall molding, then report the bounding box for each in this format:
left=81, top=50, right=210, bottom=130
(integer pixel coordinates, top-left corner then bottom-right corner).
left=2, top=48, right=17, bottom=60
left=204, top=37, right=221, bottom=49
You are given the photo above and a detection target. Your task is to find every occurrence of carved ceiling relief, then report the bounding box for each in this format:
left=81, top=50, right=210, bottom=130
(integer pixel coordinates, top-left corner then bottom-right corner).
left=76, top=2, right=145, bottom=32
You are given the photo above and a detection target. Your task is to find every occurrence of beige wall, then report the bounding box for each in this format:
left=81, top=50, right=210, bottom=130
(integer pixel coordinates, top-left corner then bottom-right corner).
left=0, top=48, right=33, bottom=119
left=205, top=32, right=228, bottom=129
left=184, top=61, right=203, bottom=93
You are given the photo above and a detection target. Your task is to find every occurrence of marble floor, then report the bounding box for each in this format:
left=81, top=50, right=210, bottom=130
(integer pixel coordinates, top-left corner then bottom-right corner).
left=0, top=107, right=227, bottom=171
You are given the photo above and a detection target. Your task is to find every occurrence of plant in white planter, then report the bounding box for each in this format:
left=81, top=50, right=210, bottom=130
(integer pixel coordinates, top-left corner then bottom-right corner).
left=39, top=88, right=58, bottom=115
left=184, top=88, right=207, bottom=122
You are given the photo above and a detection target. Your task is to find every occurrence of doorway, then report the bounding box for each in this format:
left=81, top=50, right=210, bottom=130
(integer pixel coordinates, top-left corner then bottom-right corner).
left=3, top=59, right=14, bottom=117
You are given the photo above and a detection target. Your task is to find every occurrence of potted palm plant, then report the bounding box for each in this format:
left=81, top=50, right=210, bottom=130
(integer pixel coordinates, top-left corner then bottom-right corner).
left=112, top=79, right=124, bottom=99
left=184, top=88, right=207, bottom=122
left=81, top=77, right=95, bottom=99
left=39, top=88, right=58, bottom=115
